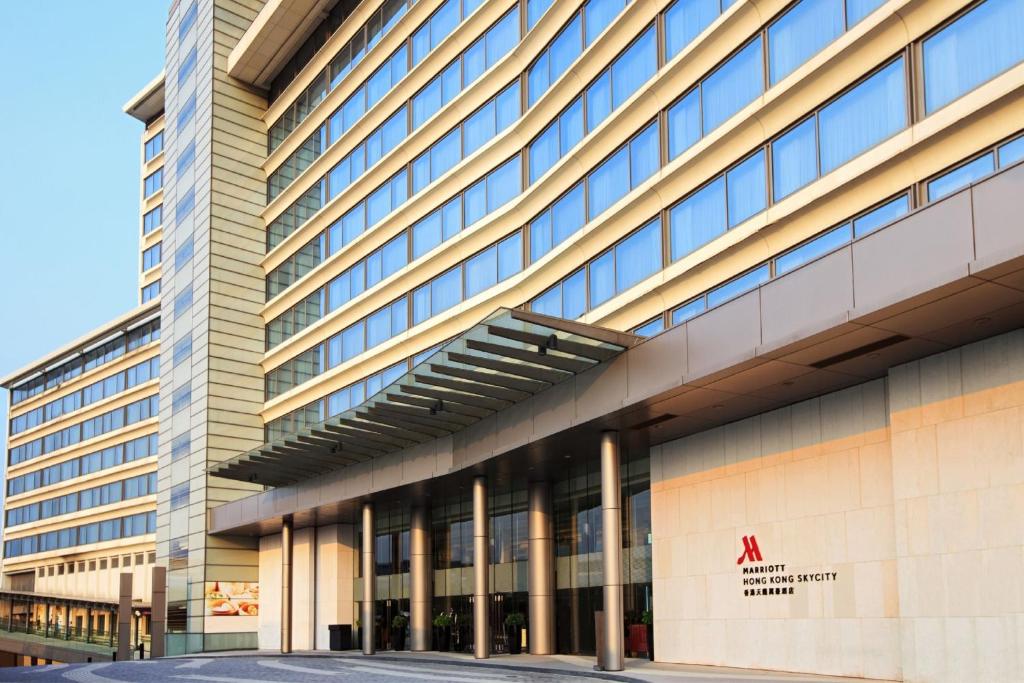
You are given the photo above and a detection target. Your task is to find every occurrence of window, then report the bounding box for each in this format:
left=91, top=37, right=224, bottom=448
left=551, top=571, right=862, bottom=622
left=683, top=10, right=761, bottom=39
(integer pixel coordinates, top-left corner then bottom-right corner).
left=587, top=121, right=660, bottom=219
left=143, top=168, right=163, bottom=197
left=612, top=26, right=656, bottom=109
left=3, top=511, right=155, bottom=558
left=927, top=153, right=995, bottom=201
left=176, top=141, right=195, bottom=175
left=999, top=135, right=1024, bottom=166
left=588, top=148, right=629, bottom=219
left=178, top=46, right=198, bottom=84
left=670, top=177, right=725, bottom=262
left=772, top=117, right=817, bottom=200
left=465, top=247, right=498, bottom=299
left=170, top=483, right=190, bottom=511
left=768, top=0, right=844, bottom=85
left=178, top=1, right=198, bottom=39
left=173, top=334, right=192, bottom=368
left=142, top=243, right=161, bottom=271
left=527, top=0, right=630, bottom=106
left=775, top=224, right=852, bottom=275
left=267, top=235, right=326, bottom=299
left=634, top=318, right=665, bottom=337
left=667, top=89, right=700, bottom=160
left=527, top=0, right=553, bottom=31
left=818, top=58, right=906, bottom=174
left=726, top=150, right=766, bottom=227
left=707, top=265, right=770, bottom=307
left=586, top=0, right=626, bottom=45
left=413, top=82, right=520, bottom=194
left=664, top=0, right=720, bottom=61
left=172, top=384, right=191, bottom=415
left=172, top=432, right=191, bottom=461
left=141, top=280, right=161, bottom=303
left=614, top=219, right=662, bottom=294
left=176, top=187, right=196, bottom=223
left=529, top=98, right=583, bottom=183
left=178, top=93, right=197, bottom=128
left=144, top=131, right=164, bottom=162
left=846, top=0, right=885, bottom=26
left=431, top=267, right=462, bottom=317
left=174, top=285, right=193, bottom=319
left=143, top=205, right=162, bottom=234
left=701, top=37, right=763, bottom=133
left=922, top=0, right=1024, bottom=114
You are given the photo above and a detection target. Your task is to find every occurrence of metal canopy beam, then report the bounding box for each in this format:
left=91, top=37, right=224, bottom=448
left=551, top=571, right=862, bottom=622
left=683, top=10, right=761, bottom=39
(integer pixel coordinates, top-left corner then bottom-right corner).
left=291, top=435, right=379, bottom=460
left=446, top=351, right=567, bottom=384
left=360, top=407, right=458, bottom=435
left=311, top=427, right=402, bottom=454
left=251, top=454, right=325, bottom=477
left=509, top=309, right=638, bottom=348
left=413, top=373, right=530, bottom=402
left=385, top=393, right=487, bottom=421
left=217, top=461, right=297, bottom=487
left=293, top=433, right=341, bottom=448
left=240, top=467, right=298, bottom=487
left=372, top=401, right=474, bottom=428
left=487, top=325, right=619, bottom=362
left=465, top=339, right=595, bottom=374
left=337, top=417, right=434, bottom=444
left=319, top=423, right=413, bottom=450
left=428, top=363, right=548, bottom=394
left=399, top=383, right=511, bottom=412
left=285, top=444, right=366, bottom=466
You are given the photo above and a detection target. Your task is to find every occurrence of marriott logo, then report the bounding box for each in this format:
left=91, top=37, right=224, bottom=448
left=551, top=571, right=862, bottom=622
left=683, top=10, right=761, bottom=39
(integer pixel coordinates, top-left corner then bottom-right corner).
left=736, top=535, right=762, bottom=565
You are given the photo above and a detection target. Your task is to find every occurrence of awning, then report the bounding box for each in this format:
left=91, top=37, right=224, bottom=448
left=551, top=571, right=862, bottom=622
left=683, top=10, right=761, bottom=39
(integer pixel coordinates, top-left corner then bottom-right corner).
left=209, top=308, right=640, bottom=487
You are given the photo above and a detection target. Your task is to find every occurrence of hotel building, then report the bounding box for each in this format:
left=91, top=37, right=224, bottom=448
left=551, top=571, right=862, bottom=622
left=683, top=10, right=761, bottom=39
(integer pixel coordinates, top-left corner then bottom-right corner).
left=3, top=0, right=1024, bottom=679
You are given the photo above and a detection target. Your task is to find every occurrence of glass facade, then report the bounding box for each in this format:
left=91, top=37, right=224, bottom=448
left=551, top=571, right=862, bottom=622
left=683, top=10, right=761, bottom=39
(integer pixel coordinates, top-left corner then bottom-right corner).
left=353, top=447, right=651, bottom=656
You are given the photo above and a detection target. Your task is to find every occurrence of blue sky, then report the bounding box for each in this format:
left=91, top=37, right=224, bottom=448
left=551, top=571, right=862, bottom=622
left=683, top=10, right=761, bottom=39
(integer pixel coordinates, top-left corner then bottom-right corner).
left=0, top=2, right=168, bottom=487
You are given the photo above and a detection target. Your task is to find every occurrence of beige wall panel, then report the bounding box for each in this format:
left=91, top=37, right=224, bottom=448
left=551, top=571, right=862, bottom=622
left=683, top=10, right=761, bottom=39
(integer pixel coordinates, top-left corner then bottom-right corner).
left=257, top=533, right=282, bottom=650
left=651, top=379, right=899, bottom=679
left=291, top=527, right=316, bottom=650
left=889, top=330, right=1024, bottom=683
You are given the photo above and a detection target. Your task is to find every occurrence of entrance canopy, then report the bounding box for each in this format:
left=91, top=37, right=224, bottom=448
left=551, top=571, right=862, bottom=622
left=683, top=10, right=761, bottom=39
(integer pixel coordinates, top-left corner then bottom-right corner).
left=209, top=309, right=640, bottom=488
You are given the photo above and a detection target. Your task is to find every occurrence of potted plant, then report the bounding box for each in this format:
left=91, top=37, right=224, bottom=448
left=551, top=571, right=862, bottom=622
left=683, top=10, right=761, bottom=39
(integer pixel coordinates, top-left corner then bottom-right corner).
left=392, top=613, right=408, bottom=651
left=641, top=610, right=654, bottom=661
left=504, top=612, right=525, bottom=654
left=432, top=613, right=453, bottom=652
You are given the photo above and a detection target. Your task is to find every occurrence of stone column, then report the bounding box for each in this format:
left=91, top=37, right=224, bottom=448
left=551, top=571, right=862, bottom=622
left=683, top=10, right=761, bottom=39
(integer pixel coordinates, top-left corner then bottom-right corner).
left=281, top=516, right=293, bottom=654
left=528, top=480, right=555, bottom=654
left=361, top=502, right=375, bottom=655
left=473, top=476, right=489, bottom=659
left=410, top=505, right=432, bottom=652
left=117, top=573, right=132, bottom=661
left=150, top=566, right=166, bottom=658
left=600, top=431, right=624, bottom=671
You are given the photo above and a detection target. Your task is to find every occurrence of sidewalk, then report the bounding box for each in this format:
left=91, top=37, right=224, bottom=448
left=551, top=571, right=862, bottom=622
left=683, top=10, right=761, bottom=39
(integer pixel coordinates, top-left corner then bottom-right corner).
left=180, top=649, right=891, bottom=682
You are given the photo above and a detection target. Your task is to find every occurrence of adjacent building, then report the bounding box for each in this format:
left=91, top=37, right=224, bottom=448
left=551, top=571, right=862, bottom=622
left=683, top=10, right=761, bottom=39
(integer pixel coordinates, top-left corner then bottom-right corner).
left=3, top=0, right=1024, bottom=679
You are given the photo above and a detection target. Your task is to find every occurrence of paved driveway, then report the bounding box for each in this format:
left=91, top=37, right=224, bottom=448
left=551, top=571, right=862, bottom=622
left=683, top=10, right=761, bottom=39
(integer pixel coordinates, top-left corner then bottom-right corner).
left=0, top=654, right=867, bottom=683
left=0, top=656, right=622, bottom=683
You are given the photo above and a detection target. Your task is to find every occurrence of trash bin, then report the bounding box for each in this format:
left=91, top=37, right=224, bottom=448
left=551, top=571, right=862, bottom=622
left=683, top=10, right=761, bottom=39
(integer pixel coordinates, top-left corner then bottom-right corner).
left=328, top=624, right=352, bottom=651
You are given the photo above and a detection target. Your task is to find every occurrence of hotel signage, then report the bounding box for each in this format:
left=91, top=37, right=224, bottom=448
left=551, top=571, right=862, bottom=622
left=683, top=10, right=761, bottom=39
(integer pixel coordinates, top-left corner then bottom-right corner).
left=736, top=534, right=838, bottom=597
